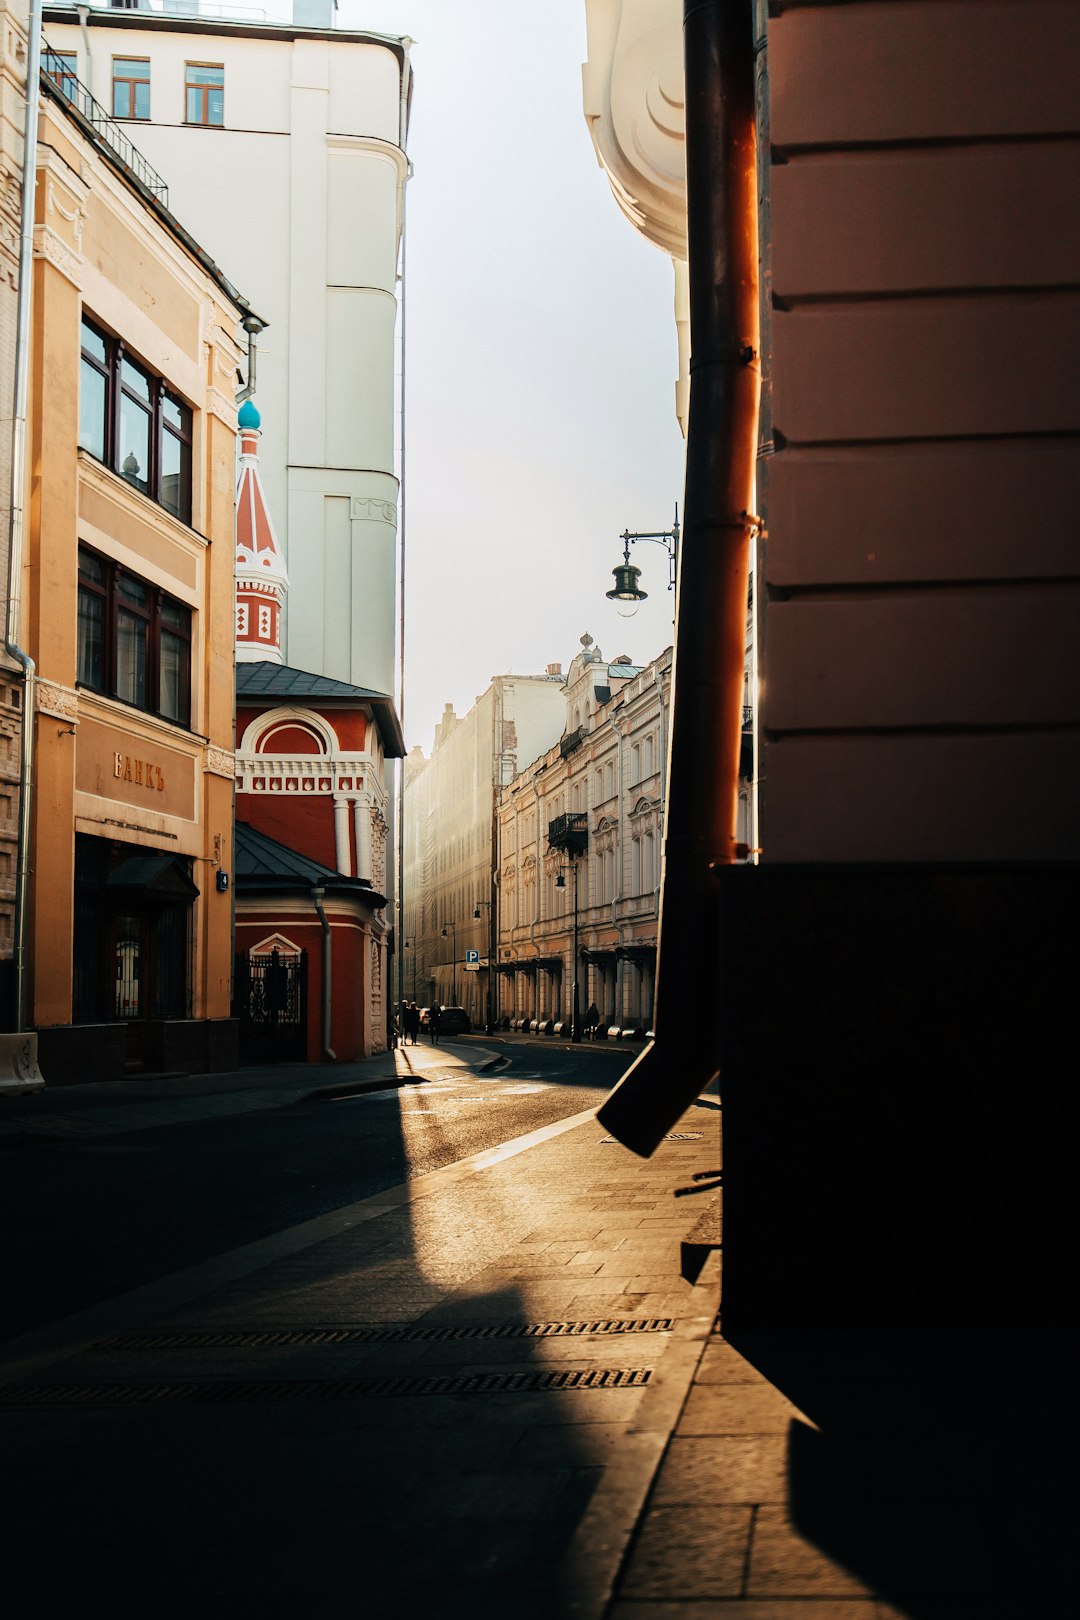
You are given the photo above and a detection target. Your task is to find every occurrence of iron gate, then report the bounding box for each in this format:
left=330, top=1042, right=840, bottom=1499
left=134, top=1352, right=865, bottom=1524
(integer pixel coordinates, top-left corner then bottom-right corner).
left=235, top=948, right=307, bottom=1064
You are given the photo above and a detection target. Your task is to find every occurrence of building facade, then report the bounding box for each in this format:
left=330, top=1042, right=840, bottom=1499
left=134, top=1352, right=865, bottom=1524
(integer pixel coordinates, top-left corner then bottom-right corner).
left=42, top=1, right=410, bottom=697
left=229, top=400, right=404, bottom=1061
left=496, top=638, right=672, bottom=1036
left=24, top=54, right=249, bottom=1080
left=0, top=0, right=28, bottom=1021
left=401, top=668, right=567, bottom=1024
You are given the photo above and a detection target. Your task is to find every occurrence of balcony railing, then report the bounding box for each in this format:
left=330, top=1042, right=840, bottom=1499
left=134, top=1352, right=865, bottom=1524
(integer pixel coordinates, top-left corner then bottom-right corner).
left=548, top=812, right=588, bottom=855
left=41, top=41, right=170, bottom=207
left=559, top=725, right=587, bottom=758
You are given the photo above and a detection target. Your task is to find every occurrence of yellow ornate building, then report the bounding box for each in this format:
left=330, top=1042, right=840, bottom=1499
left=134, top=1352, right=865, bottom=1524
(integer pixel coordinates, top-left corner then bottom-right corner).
left=19, top=44, right=254, bottom=1079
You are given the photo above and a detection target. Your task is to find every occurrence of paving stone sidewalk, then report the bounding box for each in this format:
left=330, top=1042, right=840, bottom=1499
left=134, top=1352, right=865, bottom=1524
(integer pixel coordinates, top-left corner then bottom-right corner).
left=0, top=1083, right=723, bottom=1618
left=4, top=1041, right=1059, bottom=1617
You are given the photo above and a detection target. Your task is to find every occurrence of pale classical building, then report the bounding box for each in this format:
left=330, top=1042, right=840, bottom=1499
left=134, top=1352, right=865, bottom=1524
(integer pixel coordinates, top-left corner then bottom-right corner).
left=41, top=1, right=410, bottom=698
left=495, top=637, right=673, bottom=1037
left=401, top=668, right=567, bottom=1025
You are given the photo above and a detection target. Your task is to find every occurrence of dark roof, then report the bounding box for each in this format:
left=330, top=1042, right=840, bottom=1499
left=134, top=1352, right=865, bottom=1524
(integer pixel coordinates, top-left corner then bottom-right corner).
left=107, top=854, right=200, bottom=900
left=234, top=822, right=386, bottom=907
left=235, top=662, right=405, bottom=757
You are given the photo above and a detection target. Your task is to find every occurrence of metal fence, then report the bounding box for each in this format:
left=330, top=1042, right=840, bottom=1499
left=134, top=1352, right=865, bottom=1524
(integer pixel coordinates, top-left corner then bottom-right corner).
left=41, top=41, right=170, bottom=207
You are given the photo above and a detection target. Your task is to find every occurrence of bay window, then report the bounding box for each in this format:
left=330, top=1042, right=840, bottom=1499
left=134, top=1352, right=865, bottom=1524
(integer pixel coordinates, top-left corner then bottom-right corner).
left=78, top=546, right=193, bottom=728
left=80, top=315, right=194, bottom=524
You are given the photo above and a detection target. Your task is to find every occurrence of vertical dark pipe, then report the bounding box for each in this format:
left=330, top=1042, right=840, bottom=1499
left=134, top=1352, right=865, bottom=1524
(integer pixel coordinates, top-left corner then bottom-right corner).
left=597, top=0, right=760, bottom=1156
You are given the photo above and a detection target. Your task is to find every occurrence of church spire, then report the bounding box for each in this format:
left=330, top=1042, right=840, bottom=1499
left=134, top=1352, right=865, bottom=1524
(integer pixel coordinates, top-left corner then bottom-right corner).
left=235, top=399, right=288, bottom=663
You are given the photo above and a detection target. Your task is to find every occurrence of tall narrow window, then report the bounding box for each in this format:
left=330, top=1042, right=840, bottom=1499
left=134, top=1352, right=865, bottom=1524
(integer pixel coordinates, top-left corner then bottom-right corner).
left=160, top=392, right=192, bottom=520
left=186, top=63, right=224, bottom=126
left=159, top=599, right=192, bottom=727
left=77, top=550, right=106, bottom=690
left=112, top=57, right=150, bottom=120
left=79, top=319, right=108, bottom=463
left=119, top=357, right=152, bottom=494
left=116, top=572, right=150, bottom=708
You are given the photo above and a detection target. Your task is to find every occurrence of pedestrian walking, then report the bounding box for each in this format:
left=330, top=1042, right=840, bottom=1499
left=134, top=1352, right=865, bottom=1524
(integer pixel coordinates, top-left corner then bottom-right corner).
left=406, top=1001, right=420, bottom=1045
left=428, top=1001, right=442, bottom=1045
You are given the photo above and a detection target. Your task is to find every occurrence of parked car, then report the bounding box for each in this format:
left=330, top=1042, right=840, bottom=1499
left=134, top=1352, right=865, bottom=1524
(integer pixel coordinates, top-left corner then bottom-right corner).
left=436, top=1006, right=472, bottom=1036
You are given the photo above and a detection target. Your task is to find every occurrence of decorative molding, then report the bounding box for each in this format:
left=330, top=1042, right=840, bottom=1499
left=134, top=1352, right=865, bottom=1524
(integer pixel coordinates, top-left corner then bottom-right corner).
left=36, top=680, right=79, bottom=722
left=47, top=180, right=85, bottom=248
left=582, top=0, right=686, bottom=259
left=206, top=385, right=238, bottom=428
left=350, top=496, right=397, bottom=525
left=32, top=223, right=82, bottom=287
left=204, top=745, right=235, bottom=780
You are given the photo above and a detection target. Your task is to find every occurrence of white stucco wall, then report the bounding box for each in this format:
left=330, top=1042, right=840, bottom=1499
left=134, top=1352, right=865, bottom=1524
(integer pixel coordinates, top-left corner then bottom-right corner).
left=43, top=10, right=406, bottom=696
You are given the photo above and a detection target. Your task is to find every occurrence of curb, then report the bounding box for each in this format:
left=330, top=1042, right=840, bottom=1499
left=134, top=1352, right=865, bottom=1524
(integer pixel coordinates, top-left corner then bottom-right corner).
left=299, top=1048, right=507, bottom=1104
left=559, top=1249, right=722, bottom=1618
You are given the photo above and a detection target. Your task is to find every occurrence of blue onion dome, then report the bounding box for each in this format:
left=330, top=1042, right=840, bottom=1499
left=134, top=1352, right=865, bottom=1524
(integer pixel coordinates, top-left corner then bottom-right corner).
left=237, top=398, right=261, bottom=430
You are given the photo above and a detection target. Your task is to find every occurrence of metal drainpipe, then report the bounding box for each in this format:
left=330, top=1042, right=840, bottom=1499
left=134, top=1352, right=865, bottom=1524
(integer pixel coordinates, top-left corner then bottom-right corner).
left=394, top=39, right=413, bottom=1022
left=311, top=887, right=337, bottom=1061
left=598, top=0, right=761, bottom=1155
left=6, top=7, right=43, bottom=1035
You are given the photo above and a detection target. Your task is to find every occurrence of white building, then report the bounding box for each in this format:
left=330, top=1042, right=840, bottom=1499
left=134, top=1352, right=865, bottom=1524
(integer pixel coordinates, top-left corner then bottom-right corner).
left=401, top=667, right=568, bottom=1025
left=495, top=636, right=675, bottom=1037
left=42, top=1, right=410, bottom=697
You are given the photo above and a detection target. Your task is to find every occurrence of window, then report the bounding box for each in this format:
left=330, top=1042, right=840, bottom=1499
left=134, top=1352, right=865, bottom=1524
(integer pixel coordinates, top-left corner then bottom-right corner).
left=46, top=50, right=78, bottom=99
left=78, top=546, right=193, bottom=727
left=80, top=316, right=194, bottom=523
left=112, top=57, right=150, bottom=120
left=185, top=63, right=224, bottom=127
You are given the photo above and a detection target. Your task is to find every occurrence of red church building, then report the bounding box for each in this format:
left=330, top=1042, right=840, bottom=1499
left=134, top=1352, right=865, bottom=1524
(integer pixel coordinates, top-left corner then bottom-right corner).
left=231, top=401, right=403, bottom=1061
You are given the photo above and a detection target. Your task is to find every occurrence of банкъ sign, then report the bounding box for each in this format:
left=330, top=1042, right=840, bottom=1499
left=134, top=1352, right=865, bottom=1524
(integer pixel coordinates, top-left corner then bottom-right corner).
left=113, top=752, right=166, bottom=792
left=76, top=717, right=196, bottom=822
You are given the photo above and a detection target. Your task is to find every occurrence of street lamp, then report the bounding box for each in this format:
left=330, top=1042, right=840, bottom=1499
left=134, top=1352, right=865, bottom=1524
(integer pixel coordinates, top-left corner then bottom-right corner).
left=473, top=898, right=496, bottom=1035
left=606, top=506, right=680, bottom=605
left=440, top=922, right=457, bottom=1006
left=555, top=858, right=582, bottom=1044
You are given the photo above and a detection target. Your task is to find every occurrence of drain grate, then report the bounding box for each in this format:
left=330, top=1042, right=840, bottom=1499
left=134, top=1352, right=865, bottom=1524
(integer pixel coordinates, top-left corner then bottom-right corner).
left=0, top=1366, right=652, bottom=1406
left=600, top=1131, right=704, bottom=1144
left=93, top=1316, right=674, bottom=1352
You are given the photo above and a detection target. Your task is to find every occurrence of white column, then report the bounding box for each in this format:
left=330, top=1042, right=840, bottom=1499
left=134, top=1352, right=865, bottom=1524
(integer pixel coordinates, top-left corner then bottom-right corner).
left=354, top=797, right=373, bottom=882
left=333, top=796, right=352, bottom=875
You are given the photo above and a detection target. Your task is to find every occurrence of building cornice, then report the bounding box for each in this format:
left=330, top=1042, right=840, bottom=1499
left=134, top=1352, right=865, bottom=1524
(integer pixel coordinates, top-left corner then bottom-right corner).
left=42, top=6, right=408, bottom=67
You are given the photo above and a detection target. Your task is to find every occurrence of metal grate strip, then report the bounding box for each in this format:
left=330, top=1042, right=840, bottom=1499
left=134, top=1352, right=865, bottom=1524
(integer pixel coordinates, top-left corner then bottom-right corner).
left=600, top=1131, right=704, bottom=1143
left=92, top=1316, right=674, bottom=1352
left=0, top=1366, right=653, bottom=1406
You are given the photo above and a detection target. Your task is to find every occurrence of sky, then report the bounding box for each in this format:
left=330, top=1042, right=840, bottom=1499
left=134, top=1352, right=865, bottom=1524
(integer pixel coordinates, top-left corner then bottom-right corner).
left=337, top=0, right=687, bottom=754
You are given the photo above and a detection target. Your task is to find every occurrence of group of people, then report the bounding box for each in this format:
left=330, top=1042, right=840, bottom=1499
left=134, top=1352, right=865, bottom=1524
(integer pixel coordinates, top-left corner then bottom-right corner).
left=396, top=1000, right=442, bottom=1046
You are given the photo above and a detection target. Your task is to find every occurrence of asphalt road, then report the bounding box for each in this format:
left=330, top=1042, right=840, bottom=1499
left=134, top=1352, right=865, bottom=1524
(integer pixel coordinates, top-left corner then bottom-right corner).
left=0, top=1040, right=627, bottom=1343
